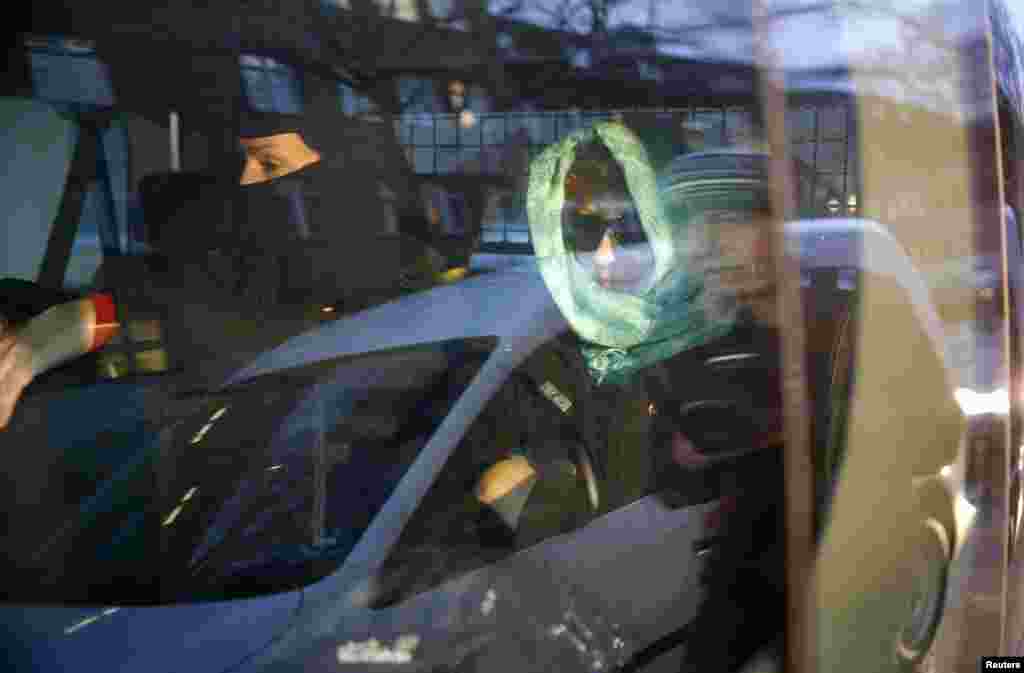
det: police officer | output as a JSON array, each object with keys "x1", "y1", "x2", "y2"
[{"x1": 0, "y1": 110, "x2": 446, "y2": 427}]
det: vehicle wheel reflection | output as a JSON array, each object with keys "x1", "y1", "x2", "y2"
[{"x1": 894, "y1": 518, "x2": 951, "y2": 669}]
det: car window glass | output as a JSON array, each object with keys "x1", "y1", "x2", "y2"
[
  {"x1": 5, "y1": 3, "x2": 1016, "y2": 673},
  {"x1": 0, "y1": 97, "x2": 77, "y2": 282},
  {"x1": 376, "y1": 315, "x2": 786, "y2": 607},
  {"x1": 1, "y1": 338, "x2": 494, "y2": 605},
  {"x1": 26, "y1": 35, "x2": 115, "y2": 108},
  {"x1": 64, "y1": 122, "x2": 133, "y2": 290}
]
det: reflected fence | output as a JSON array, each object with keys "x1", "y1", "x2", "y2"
[{"x1": 396, "y1": 104, "x2": 856, "y2": 249}]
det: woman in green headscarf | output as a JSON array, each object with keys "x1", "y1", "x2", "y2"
[
  {"x1": 527, "y1": 121, "x2": 738, "y2": 386},
  {"x1": 493, "y1": 119, "x2": 962, "y2": 673},
  {"x1": 475, "y1": 121, "x2": 782, "y2": 524},
  {"x1": 469, "y1": 120, "x2": 789, "y2": 672}
]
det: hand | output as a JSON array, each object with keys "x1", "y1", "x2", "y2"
[
  {"x1": 0, "y1": 320, "x2": 37, "y2": 429},
  {"x1": 671, "y1": 430, "x2": 712, "y2": 468},
  {"x1": 0, "y1": 299, "x2": 96, "y2": 429}
]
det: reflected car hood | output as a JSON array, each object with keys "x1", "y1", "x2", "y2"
[
  {"x1": 231, "y1": 218, "x2": 949, "y2": 387},
  {"x1": 228, "y1": 266, "x2": 568, "y2": 387}
]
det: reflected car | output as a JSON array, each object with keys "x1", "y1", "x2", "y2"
[{"x1": 0, "y1": 208, "x2": 965, "y2": 673}]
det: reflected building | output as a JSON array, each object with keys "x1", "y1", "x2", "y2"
[
  {"x1": 382, "y1": 17, "x2": 861, "y2": 249},
  {"x1": 17, "y1": 2, "x2": 863, "y2": 267}
]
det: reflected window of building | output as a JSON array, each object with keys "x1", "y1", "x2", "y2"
[
  {"x1": 464, "y1": 84, "x2": 493, "y2": 114},
  {"x1": 820, "y1": 105, "x2": 847, "y2": 140},
  {"x1": 692, "y1": 109, "x2": 727, "y2": 148},
  {"x1": 378, "y1": 181, "x2": 399, "y2": 235},
  {"x1": 429, "y1": 0, "x2": 454, "y2": 19},
  {"x1": 64, "y1": 180, "x2": 111, "y2": 290},
  {"x1": 391, "y1": 73, "x2": 854, "y2": 240},
  {"x1": 481, "y1": 188, "x2": 529, "y2": 245},
  {"x1": 338, "y1": 82, "x2": 378, "y2": 117},
  {"x1": 726, "y1": 107, "x2": 756, "y2": 145},
  {"x1": 397, "y1": 78, "x2": 493, "y2": 176},
  {"x1": 788, "y1": 106, "x2": 816, "y2": 142},
  {"x1": 399, "y1": 76, "x2": 444, "y2": 114},
  {"x1": 240, "y1": 55, "x2": 303, "y2": 114},
  {"x1": 399, "y1": 109, "x2": 437, "y2": 174},
  {"x1": 638, "y1": 61, "x2": 662, "y2": 82},
  {"x1": 22, "y1": 37, "x2": 132, "y2": 285},
  {"x1": 784, "y1": 103, "x2": 855, "y2": 215},
  {"x1": 25, "y1": 35, "x2": 115, "y2": 107},
  {"x1": 569, "y1": 46, "x2": 592, "y2": 69}
]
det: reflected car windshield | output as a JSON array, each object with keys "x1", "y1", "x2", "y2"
[{"x1": 2, "y1": 338, "x2": 495, "y2": 605}]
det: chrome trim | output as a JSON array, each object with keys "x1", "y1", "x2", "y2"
[{"x1": 705, "y1": 353, "x2": 759, "y2": 366}]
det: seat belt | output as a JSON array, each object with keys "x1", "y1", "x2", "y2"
[
  {"x1": 37, "y1": 118, "x2": 101, "y2": 289},
  {"x1": 526, "y1": 335, "x2": 611, "y2": 477}
]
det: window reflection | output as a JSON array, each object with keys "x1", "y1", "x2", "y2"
[
  {"x1": 26, "y1": 35, "x2": 115, "y2": 107},
  {"x1": 398, "y1": 76, "x2": 443, "y2": 114},
  {"x1": 240, "y1": 55, "x2": 303, "y2": 114},
  {"x1": 397, "y1": 97, "x2": 856, "y2": 246},
  {"x1": 339, "y1": 82, "x2": 378, "y2": 117},
  {"x1": 4, "y1": 4, "x2": 1004, "y2": 669}
]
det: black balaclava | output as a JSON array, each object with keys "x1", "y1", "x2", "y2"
[
  {"x1": 237, "y1": 110, "x2": 323, "y2": 245},
  {"x1": 238, "y1": 110, "x2": 305, "y2": 141},
  {"x1": 139, "y1": 171, "x2": 228, "y2": 256}
]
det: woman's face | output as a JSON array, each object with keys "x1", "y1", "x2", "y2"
[
  {"x1": 239, "y1": 132, "x2": 321, "y2": 185},
  {"x1": 567, "y1": 210, "x2": 657, "y2": 294},
  {"x1": 565, "y1": 154, "x2": 655, "y2": 294}
]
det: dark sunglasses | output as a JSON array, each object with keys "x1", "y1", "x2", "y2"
[{"x1": 565, "y1": 212, "x2": 648, "y2": 254}]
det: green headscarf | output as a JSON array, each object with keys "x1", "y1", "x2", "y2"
[{"x1": 526, "y1": 122, "x2": 736, "y2": 385}]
